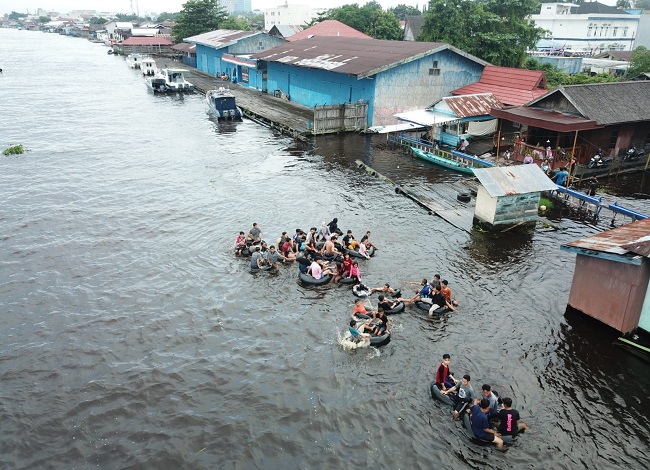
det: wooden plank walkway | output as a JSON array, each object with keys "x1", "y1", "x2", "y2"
[{"x1": 152, "y1": 58, "x2": 314, "y2": 140}]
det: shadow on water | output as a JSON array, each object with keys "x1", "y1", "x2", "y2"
[{"x1": 464, "y1": 227, "x2": 535, "y2": 268}]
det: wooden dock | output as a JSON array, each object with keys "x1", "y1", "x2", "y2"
[
  {"x1": 152, "y1": 58, "x2": 314, "y2": 140},
  {"x1": 355, "y1": 160, "x2": 477, "y2": 232}
]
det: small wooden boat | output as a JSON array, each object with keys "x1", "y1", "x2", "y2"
[{"x1": 411, "y1": 147, "x2": 492, "y2": 175}]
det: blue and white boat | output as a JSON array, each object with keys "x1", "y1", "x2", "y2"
[{"x1": 206, "y1": 87, "x2": 243, "y2": 121}]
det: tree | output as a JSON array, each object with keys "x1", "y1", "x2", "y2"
[
  {"x1": 326, "y1": 2, "x2": 402, "y2": 40},
  {"x1": 419, "y1": 0, "x2": 544, "y2": 67},
  {"x1": 389, "y1": 4, "x2": 422, "y2": 20},
  {"x1": 219, "y1": 16, "x2": 251, "y2": 31},
  {"x1": 116, "y1": 13, "x2": 139, "y2": 21},
  {"x1": 626, "y1": 46, "x2": 650, "y2": 77},
  {"x1": 524, "y1": 58, "x2": 621, "y2": 88},
  {"x1": 38, "y1": 16, "x2": 51, "y2": 23},
  {"x1": 156, "y1": 12, "x2": 181, "y2": 22},
  {"x1": 89, "y1": 17, "x2": 108, "y2": 24},
  {"x1": 172, "y1": 0, "x2": 227, "y2": 43},
  {"x1": 616, "y1": 0, "x2": 631, "y2": 9},
  {"x1": 8, "y1": 11, "x2": 28, "y2": 20}
]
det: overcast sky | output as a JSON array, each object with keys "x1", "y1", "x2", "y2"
[
  {"x1": 2, "y1": 0, "x2": 620, "y2": 17},
  {"x1": 2, "y1": 0, "x2": 428, "y2": 16}
]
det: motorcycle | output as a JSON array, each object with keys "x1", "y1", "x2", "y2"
[
  {"x1": 623, "y1": 146, "x2": 646, "y2": 162},
  {"x1": 587, "y1": 149, "x2": 612, "y2": 169}
]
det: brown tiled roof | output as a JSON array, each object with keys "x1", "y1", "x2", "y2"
[{"x1": 251, "y1": 36, "x2": 487, "y2": 78}]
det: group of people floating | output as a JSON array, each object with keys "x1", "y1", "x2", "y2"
[
  {"x1": 234, "y1": 220, "x2": 462, "y2": 346},
  {"x1": 433, "y1": 353, "x2": 528, "y2": 450},
  {"x1": 234, "y1": 219, "x2": 378, "y2": 281}
]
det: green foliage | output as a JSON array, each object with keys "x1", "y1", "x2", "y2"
[
  {"x1": 636, "y1": 0, "x2": 650, "y2": 10},
  {"x1": 172, "y1": 0, "x2": 227, "y2": 43},
  {"x1": 8, "y1": 11, "x2": 28, "y2": 20},
  {"x1": 3, "y1": 144, "x2": 27, "y2": 155},
  {"x1": 419, "y1": 0, "x2": 545, "y2": 67},
  {"x1": 524, "y1": 58, "x2": 621, "y2": 88},
  {"x1": 220, "y1": 16, "x2": 251, "y2": 31},
  {"x1": 626, "y1": 46, "x2": 650, "y2": 77},
  {"x1": 116, "y1": 13, "x2": 139, "y2": 21},
  {"x1": 89, "y1": 17, "x2": 108, "y2": 24},
  {"x1": 156, "y1": 12, "x2": 181, "y2": 22},
  {"x1": 389, "y1": 4, "x2": 422, "y2": 20},
  {"x1": 616, "y1": 0, "x2": 631, "y2": 8},
  {"x1": 38, "y1": 16, "x2": 51, "y2": 23},
  {"x1": 326, "y1": 2, "x2": 402, "y2": 40}
]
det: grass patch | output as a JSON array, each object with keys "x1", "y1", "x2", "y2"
[
  {"x1": 539, "y1": 197, "x2": 553, "y2": 210},
  {"x1": 3, "y1": 144, "x2": 28, "y2": 155}
]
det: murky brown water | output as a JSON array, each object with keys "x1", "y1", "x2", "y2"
[{"x1": 1, "y1": 29, "x2": 649, "y2": 469}]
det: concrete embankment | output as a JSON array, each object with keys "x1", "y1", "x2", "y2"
[{"x1": 152, "y1": 58, "x2": 314, "y2": 141}]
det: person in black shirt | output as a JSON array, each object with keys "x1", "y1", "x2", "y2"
[
  {"x1": 360, "y1": 231, "x2": 378, "y2": 250},
  {"x1": 377, "y1": 294, "x2": 399, "y2": 312},
  {"x1": 327, "y1": 218, "x2": 342, "y2": 236},
  {"x1": 497, "y1": 397, "x2": 528, "y2": 436},
  {"x1": 342, "y1": 230, "x2": 355, "y2": 248},
  {"x1": 428, "y1": 285, "x2": 451, "y2": 316}
]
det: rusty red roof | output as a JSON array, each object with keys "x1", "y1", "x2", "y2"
[
  {"x1": 251, "y1": 36, "x2": 487, "y2": 78},
  {"x1": 564, "y1": 219, "x2": 650, "y2": 257},
  {"x1": 287, "y1": 20, "x2": 372, "y2": 42},
  {"x1": 122, "y1": 36, "x2": 172, "y2": 46},
  {"x1": 442, "y1": 93, "x2": 502, "y2": 118},
  {"x1": 452, "y1": 65, "x2": 547, "y2": 106}
]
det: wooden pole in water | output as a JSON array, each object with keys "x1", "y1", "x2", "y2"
[
  {"x1": 567, "y1": 130, "x2": 578, "y2": 190},
  {"x1": 645, "y1": 152, "x2": 650, "y2": 172},
  {"x1": 495, "y1": 120, "x2": 503, "y2": 167}
]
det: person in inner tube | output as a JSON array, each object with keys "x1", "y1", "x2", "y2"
[
  {"x1": 469, "y1": 399, "x2": 505, "y2": 450},
  {"x1": 434, "y1": 354, "x2": 457, "y2": 391},
  {"x1": 376, "y1": 294, "x2": 399, "y2": 312},
  {"x1": 446, "y1": 374, "x2": 477, "y2": 421},
  {"x1": 349, "y1": 319, "x2": 371, "y2": 342},
  {"x1": 497, "y1": 397, "x2": 528, "y2": 436},
  {"x1": 397, "y1": 279, "x2": 431, "y2": 305},
  {"x1": 247, "y1": 222, "x2": 262, "y2": 244}
]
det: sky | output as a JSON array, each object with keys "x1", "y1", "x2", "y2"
[
  {"x1": 2, "y1": 0, "x2": 426, "y2": 16},
  {"x1": 2, "y1": 0, "x2": 621, "y2": 17}
]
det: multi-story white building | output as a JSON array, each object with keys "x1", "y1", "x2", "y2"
[
  {"x1": 220, "y1": 0, "x2": 252, "y2": 15},
  {"x1": 264, "y1": 2, "x2": 327, "y2": 30},
  {"x1": 531, "y1": 2, "x2": 640, "y2": 55}
]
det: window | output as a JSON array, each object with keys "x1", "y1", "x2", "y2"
[
  {"x1": 623, "y1": 26, "x2": 628, "y2": 37},
  {"x1": 613, "y1": 27, "x2": 618, "y2": 37},
  {"x1": 429, "y1": 68, "x2": 440, "y2": 76},
  {"x1": 587, "y1": 25, "x2": 593, "y2": 37},
  {"x1": 433, "y1": 60, "x2": 438, "y2": 68}
]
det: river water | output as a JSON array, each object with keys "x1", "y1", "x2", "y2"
[{"x1": 1, "y1": 29, "x2": 649, "y2": 469}]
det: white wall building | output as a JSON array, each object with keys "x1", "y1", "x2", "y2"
[
  {"x1": 264, "y1": 3, "x2": 327, "y2": 30},
  {"x1": 531, "y1": 2, "x2": 640, "y2": 55}
]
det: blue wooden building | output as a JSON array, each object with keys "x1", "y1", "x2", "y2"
[
  {"x1": 184, "y1": 30, "x2": 286, "y2": 87},
  {"x1": 249, "y1": 37, "x2": 488, "y2": 127}
]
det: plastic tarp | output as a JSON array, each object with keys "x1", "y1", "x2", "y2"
[
  {"x1": 367, "y1": 122, "x2": 425, "y2": 134},
  {"x1": 466, "y1": 119, "x2": 497, "y2": 137},
  {"x1": 394, "y1": 109, "x2": 460, "y2": 127}
]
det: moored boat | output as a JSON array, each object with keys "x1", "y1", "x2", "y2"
[
  {"x1": 156, "y1": 68, "x2": 194, "y2": 92},
  {"x1": 146, "y1": 76, "x2": 167, "y2": 94},
  {"x1": 206, "y1": 87, "x2": 243, "y2": 121},
  {"x1": 411, "y1": 147, "x2": 492, "y2": 175}
]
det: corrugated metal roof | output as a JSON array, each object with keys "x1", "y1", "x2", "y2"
[
  {"x1": 287, "y1": 20, "x2": 371, "y2": 42},
  {"x1": 395, "y1": 109, "x2": 460, "y2": 126},
  {"x1": 442, "y1": 93, "x2": 502, "y2": 118},
  {"x1": 185, "y1": 30, "x2": 259, "y2": 48},
  {"x1": 251, "y1": 36, "x2": 487, "y2": 78},
  {"x1": 172, "y1": 43, "x2": 195, "y2": 53},
  {"x1": 473, "y1": 164, "x2": 557, "y2": 197},
  {"x1": 122, "y1": 36, "x2": 172, "y2": 46},
  {"x1": 565, "y1": 219, "x2": 650, "y2": 256},
  {"x1": 269, "y1": 24, "x2": 303, "y2": 39}
]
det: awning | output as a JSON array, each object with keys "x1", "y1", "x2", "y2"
[
  {"x1": 394, "y1": 109, "x2": 460, "y2": 127},
  {"x1": 367, "y1": 122, "x2": 426, "y2": 134},
  {"x1": 490, "y1": 106, "x2": 602, "y2": 132},
  {"x1": 222, "y1": 53, "x2": 257, "y2": 68}
]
